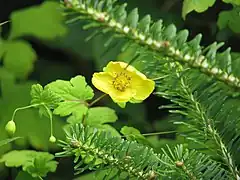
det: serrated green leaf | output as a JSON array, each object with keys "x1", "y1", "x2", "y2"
[
  {"x1": 3, "y1": 41, "x2": 36, "y2": 78},
  {"x1": 54, "y1": 101, "x2": 88, "y2": 119},
  {"x1": 30, "y1": 84, "x2": 61, "y2": 118},
  {"x1": 0, "y1": 150, "x2": 57, "y2": 178},
  {"x1": 47, "y1": 76, "x2": 94, "y2": 120},
  {"x1": 182, "y1": 0, "x2": 216, "y2": 20},
  {"x1": 0, "y1": 150, "x2": 36, "y2": 167},
  {"x1": 94, "y1": 124, "x2": 120, "y2": 137},
  {"x1": 9, "y1": 1, "x2": 67, "y2": 39},
  {"x1": 223, "y1": 0, "x2": 240, "y2": 5},
  {"x1": 0, "y1": 137, "x2": 22, "y2": 147},
  {"x1": 23, "y1": 154, "x2": 58, "y2": 177},
  {"x1": 120, "y1": 126, "x2": 151, "y2": 146},
  {"x1": 217, "y1": 7, "x2": 240, "y2": 33},
  {"x1": 85, "y1": 107, "x2": 118, "y2": 125},
  {"x1": 47, "y1": 76, "x2": 94, "y2": 101}
]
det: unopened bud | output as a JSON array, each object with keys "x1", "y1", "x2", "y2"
[
  {"x1": 49, "y1": 135, "x2": 56, "y2": 143},
  {"x1": 5, "y1": 120, "x2": 16, "y2": 135}
]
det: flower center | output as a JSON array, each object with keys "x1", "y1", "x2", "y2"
[{"x1": 112, "y1": 72, "x2": 131, "y2": 92}]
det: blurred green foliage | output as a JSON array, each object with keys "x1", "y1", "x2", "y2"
[{"x1": 0, "y1": 0, "x2": 239, "y2": 179}]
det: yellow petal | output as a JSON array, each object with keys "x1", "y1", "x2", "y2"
[
  {"x1": 116, "y1": 102, "x2": 126, "y2": 108},
  {"x1": 92, "y1": 72, "x2": 134, "y2": 102},
  {"x1": 108, "y1": 87, "x2": 133, "y2": 102},
  {"x1": 104, "y1": 61, "x2": 124, "y2": 75},
  {"x1": 92, "y1": 72, "x2": 113, "y2": 94},
  {"x1": 131, "y1": 75, "x2": 155, "y2": 101}
]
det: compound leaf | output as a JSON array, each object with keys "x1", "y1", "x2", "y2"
[
  {"x1": 46, "y1": 76, "x2": 94, "y2": 120},
  {"x1": 0, "y1": 150, "x2": 57, "y2": 178},
  {"x1": 30, "y1": 84, "x2": 61, "y2": 118}
]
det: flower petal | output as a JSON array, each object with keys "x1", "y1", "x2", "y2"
[
  {"x1": 104, "y1": 61, "x2": 125, "y2": 75},
  {"x1": 104, "y1": 61, "x2": 148, "y2": 78},
  {"x1": 92, "y1": 72, "x2": 113, "y2": 94},
  {"x1": 109, "y1": 87, "x2": 133, "y2": 102},
  {"x1": 131, "y1": 76, "x2": 155, "y2": 101}
]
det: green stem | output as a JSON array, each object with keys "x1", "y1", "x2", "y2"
[
  {"x1": 0, "y1": 20, "x2": 9, "y2": 26},
  {"x1": 142, "y1": 130, "x2": 176, "y2": 136},
  {"x1": 11, "y1": 104, "x2": 42, "y2": 121},
  {"x1": 38, "y1": 176, "x2": 43, "y2": 180},
  {"x1": 89, "y1": 94, "x2": 107, "y2": 107},
  {"x1": 43, "y1": 104, "x2": 54, "y2": 136},
  {"x1": 151, "y1": 75, "x2": 169, "y2": 81}
]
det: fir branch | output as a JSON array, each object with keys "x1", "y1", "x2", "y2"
[
  {"x1": 154, "y1": 62, "x2": 240, "y2": 179},
  {"x1": 62, "y1": 0, "x2": 240, "y2": 90},
  {"x1": 56, "y1": 123, "x2": 230, "y2": 179},
  {"x1": 178, "y1": 73, "x2": 239, "y2": 180}
]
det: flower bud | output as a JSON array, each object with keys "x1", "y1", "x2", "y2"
[
  {"x1": 49, "y1": 135, "x2": 56, "y2": 143},
  {"x1": 5, "y1": 120, "x2": 16, "y2": 135}
]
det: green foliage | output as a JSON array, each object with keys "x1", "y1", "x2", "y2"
[
  {"x1": 0, "y1": 150, "x2": 57, "y2": 178},
  {"x1": 84, "y1": 107, "x2": 117, "y2": 125},
  {"x1": 47, "y1": 75, "x2": 94, "y2": 120},
  {"x1": 2, "y1": 41, "x2": 36, "y2": 78},
  {"x1": 63, "y1": 0, "x2": 240, "y2": 90},
  {"x1": 0, "y1": 137, "x2": 22, "y2": 147},
  {"x1": 182, "y1": 0, "x2": 216, "y2": 19},
  {"x1": 0, "y1": 1, "x2": 67, "y2": 79},
  {"x1": 30, "y1": 84, "x2": 61, "y2": 118},
  {"x1": 15, "y1": 171, "x2": 38, "y2": 180},
  {"x1": 0, "y1": 79, "x2": 65, "y2": 153},
  {"x1": 59, "y1": 0, "x2": 240, "y2": 179},
  {"x1": 120, "y1": 126, "x2": 150, "y2": 146},
  {"x1": 9, "y1": 1, "x2": 67, "y2": 39},
  {"x1": 2, "y1": 0, "x2": 240, "y2": 179},
  {"x1": 181, "y1": 0, "x2": 240, "y2": 20},
  {"x1": 57, "y1": 123, "x2": 230, "y2": 179},
  {"x1": 218, "y1": 7, "x2": 240, "y2": 33},
  {"x1": 30, "y1": 75, "x2": 120, "y2": 137},
  {"x1": 223, "y1": 0, "x2": 240, "y2": 5}
]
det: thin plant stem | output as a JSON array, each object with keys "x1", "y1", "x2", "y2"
[
  {"x1": 142, "y1": 131, "x2": 176, "y2": 136},
  {"x1": 89, "y1": 94, "x2": 107, "y2": 107},
  {"x1": 11, "y1": 104, "x2": 42, "y2": 121},
  {"x1": 0, "y1": 20, "x2": 9, "y2": 26},
  {"x1": 151, "y1": 75, "x2": 169, "y2": 81},
  {"x1": 120, "y1": 131, "x2": 176, "y2": 138}
]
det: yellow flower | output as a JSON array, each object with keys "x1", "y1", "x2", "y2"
[{"x1": 92, "y1": 61, "x2": 155, "y2": 107}]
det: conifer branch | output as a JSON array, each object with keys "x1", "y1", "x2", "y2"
[
  {"x1": 62, "y1": 0, "x2": 240, "y2": 90},
  {"x1": 56, "y1": 123, "x2": 230, "y2": 179},
  {"x1": 155, "y1": 63, "x2": 239, "y2": 179}
]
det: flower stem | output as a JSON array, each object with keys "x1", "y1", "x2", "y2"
[
  {"x1": 141, "y1": 130, "x2": 176, "y2": 136},
  {"x1": 0, "y1": 20, "x2": 9, "y2": 26},
  {"x1": 89, "y1": 94, "x2": 107, "y2": 107},
  {"x1": 151, "y1": 75, "x2": 169, "y2": 81},
  {"x1": 11, "y1": 104, "x2": 42, "y2": 121}
]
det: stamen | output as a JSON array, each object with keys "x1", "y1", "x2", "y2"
[{"x1": 112, "y1": 72, "x2": 131, "y2": 91}]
